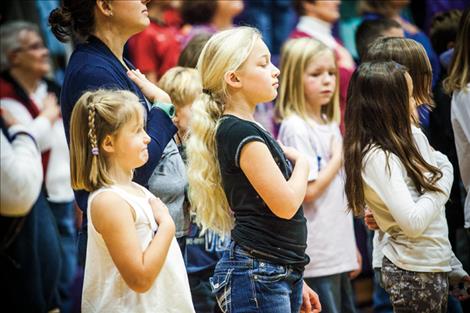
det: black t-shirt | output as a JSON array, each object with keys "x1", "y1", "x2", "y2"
[{"x1": 216, "y1": 115, "x2": 309, "y2": 269}]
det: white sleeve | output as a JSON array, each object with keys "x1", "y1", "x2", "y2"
[
  {"x1": 448, "y1": 252, "x2": 468, "y2": 285},
  {"x1": 363, "y1": 149, "x2": 441, "y2": 238},
  {"x1": 279, "y1": 121, "x2": 318, "y2": 181},
  {"x1": 0, "y1": 127, "x2": 43, "y2": 217},
  {"x1": 0, "y1": 98, "x2": 52, "y2": 151},
  {"x1": 451, "y1": 90, "x2": 470, "y2": 190},
  {"x1": 432, "y1": 150, "x2": 453, "y2": 199}
]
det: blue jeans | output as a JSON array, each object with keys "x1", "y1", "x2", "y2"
[
  {"x1": 49, "y1": 200, "x2": 77, "y2": 313},
  {"x1": 210, "y1": 242, "x2": 304, "y2": 313},
  {"x1": 304, "y1": 273, "x2": 357, "y2": 313}
]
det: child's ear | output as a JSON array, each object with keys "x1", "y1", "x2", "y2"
[
  {"x1": 101, "y1": 134, "x2": 115, "y2": 153},
  {"x1": 224, "y1": 71, "x2": 242, "y2": 89}
]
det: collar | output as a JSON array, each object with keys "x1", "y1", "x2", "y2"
[{"x1": 297, "y1": 16, "x2": 337, "y2": 49}]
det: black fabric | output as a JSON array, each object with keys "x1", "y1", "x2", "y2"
[
  {"x1": 0, "y1": 191, "x2": 61, "y2": 312},
  {"x1": 216, "y1": 115, "x2": 309, "y2": 270}
]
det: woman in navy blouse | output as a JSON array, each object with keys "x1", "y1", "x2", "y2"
[{"x1": 49, "y1": 0, "x2": 177, "y2": 265}]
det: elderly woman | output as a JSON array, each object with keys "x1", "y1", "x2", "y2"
[
  {"x1": 49, "y1": 0, "x2": 190, "y2": 267},
  {"x1": 0, "y1": 20, "x2": 77, "y2": 312}
]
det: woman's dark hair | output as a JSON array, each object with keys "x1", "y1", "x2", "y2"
[
  {"x1": 364, "y1": 37, "x2": 433, "y2": 107},
  {"x1": 344, "y1": 61, "x2": 443, "y2": 216},
  {"x1": 181, "y1": 0, "x2": 217, "y2": 26},
  {"x1": 48, "y1": 0, "x2": 97, "y2": 42}
]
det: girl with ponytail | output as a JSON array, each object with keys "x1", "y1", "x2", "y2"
[
  {"x1": 69, "y1": 89, "x2": 194, "y2": 312},
  {"x1": 186, "y1": 26, "x2": 321, "y2": 313}
]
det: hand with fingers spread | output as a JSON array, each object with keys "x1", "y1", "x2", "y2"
[
  {"x1": 127, "y1": 69, "x2": 171, "y2": 103},
  {"x1": 278, "y1": 141, "x2": 305, "y2": 165},
  {"x1": 40, "y1": 93, "x2": 61, "y2": 124},
  {"x1": 149, "y1": 197, "x2": 175, "y2": 233}
]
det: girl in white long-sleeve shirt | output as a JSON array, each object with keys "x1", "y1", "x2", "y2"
[{"x1": 344, "y1": 61, "x2": 469, "y2": 313}]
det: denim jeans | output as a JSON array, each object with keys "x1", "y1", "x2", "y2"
[
  {"x1": 304, "y1": 272, "x2": 357, "y2": 313},
  {"x1": 49, "y1": 201, "x2": 77, "y2": 313},
  {"x1": 210, "y1": 241, "x2": 304, "y2": 313}
]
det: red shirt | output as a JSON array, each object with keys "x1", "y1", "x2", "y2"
[{"x1": 128, "y1": 20, "x2": 182, "y2": 80}]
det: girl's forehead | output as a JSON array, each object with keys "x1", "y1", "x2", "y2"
[{"x1": 306, "y1": 51, "x2": 335, "y2": 68}]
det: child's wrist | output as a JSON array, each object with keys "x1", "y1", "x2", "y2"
[{"x1": 151, "y1": 101, "x2": 175, "y2": 119}]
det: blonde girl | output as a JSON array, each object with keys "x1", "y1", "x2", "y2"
[
  {"x1": 187, "y1": 26, "x2": 321, "y2": 313},
  {"x1": 69, "y1": 89, "x2": 194, "y2": 312},
  {"x1": 276, "y1": 38, "x2": 360, "y2": 313}
]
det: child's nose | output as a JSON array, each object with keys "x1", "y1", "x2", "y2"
[
  {"x1": 272, "y1": 64, "x2": 280, "y2": 77},
  {"x1": 143, "y1": 132, "x2": 151, "y2": 144}
]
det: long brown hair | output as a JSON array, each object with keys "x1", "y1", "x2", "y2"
[
  {"x1": 344, "y1": 61, "x2": 443, "y2": 216},
  {"x1": 443, "y1": 8, "x2": 470, "y2": 93},
  {"x1": 364, "y1": 37, "x2": 433, "y2": 107}
]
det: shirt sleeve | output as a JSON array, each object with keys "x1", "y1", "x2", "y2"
[
  {"x1": 0, "y1": 98, "x2": 52, "y2": 151},
  {"x1": 219, "y1": 120, "x2": 266, "y2": 168},
  {"x1": 0, "y1": 127, "x2": 43, "y2": 216},
  {"x1": 363, "y1": 149, "x2": 442, "y2": 238},
  {"x1": 279, "y1": 120, "x2": 318, "y2": 181}
]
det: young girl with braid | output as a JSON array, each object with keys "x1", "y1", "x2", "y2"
[
  {"x1": 69, "y1": 89, "x2": 194, "y2": 312},
  {"x1": 186, "y1": 26, "x2": 321, "y2": 313}
]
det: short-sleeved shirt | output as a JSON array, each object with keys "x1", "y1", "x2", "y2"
[
  {"x1": 216, "y1": 115, "x2": 309, "y2": 269},
  {"x1": 278, "y1": 114, "x2": 358, "y2": 277}
]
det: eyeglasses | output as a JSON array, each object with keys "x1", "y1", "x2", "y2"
[{"x1": 13, "y1": 42, "x2": 47, "y2": 53}]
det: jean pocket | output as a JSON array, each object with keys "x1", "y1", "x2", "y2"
[
  {"x1": 210, "y1": 269, "x2": 233, "y2": 313},
  {"x1": 252, "y1": 261, "x2": 289, "y2": 283}
]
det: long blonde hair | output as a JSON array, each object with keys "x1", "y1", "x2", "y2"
[
  {"x1": 276, "y1": 38, "x2": 340, "y2": 123},
  {"x1": 70, "y1": 89, "x2": 143, "y2": 192},
  {"x1": 186, "y1": 26, "x2": 260, "y2": 235}
]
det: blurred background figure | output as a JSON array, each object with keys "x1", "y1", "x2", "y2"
[
  {"x1": 180, "y1": 0, "x2": 243, "y2": 47},
  {"x1": 128, "y1": 0, "x2": 183, "y2": 84},
  {"x1": 291, "y1": 0, "x2": 356, "y2": 134},
  {"x1": 0, "y1": 20, "x2": 76, "y2": 313},
  {"x1": 0, "y1": 102, "x2": 62, "y2": 311}
]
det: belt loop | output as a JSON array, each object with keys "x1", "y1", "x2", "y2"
[{"x1": 229, "y1": 240, "x2": 235, "y2": 260}]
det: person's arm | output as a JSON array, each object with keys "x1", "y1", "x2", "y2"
[
  {"x1": 0, "y1": 96, "x2": 59, "y2": 152},
  {"x1": 280, "y1": 125, "x2": 342, "y2": 203},
  {"x1": 91, "y1": 192, "x2": 175, "y2": 293},
  {"x1": 433, "y1": 150, "x2": 453, "y2": 199},
  {"x1": 240, "y1": 141, "x2": 309, "y2": 219},
  {"x1": 127, "y1": 69, "x2": 177, "y2": 185},
  {"x1": 0, "y1": 124, "x2": 43, "y2": 217},
  {"x1": 363, "y1": 149, "x2": 443, "y2": 238}
]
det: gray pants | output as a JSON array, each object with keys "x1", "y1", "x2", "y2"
[{"x1": 381, "y1": 257, "x2": 448, "y2": 313}]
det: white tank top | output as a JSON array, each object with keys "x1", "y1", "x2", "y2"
[{"x1": 82, "y1": 184, "x2": 194, "y2": 312}]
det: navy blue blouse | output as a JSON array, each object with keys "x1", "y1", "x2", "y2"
[{"x1": 61, "y1": 36, "x2": 177, "y2": 210}]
